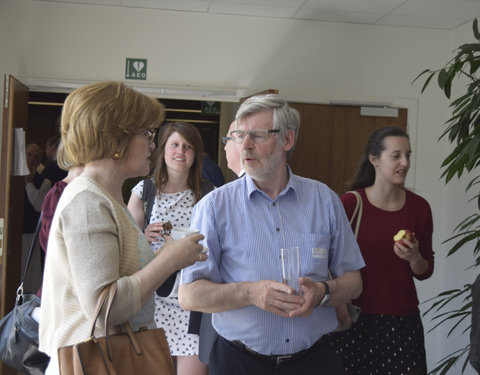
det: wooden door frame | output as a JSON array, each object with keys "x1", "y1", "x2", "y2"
[{"x1": 1, "y1": 75, "x2": 29, "y2": 375}]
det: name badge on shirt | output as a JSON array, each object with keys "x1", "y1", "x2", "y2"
[{"x1": 312, "y1": 248, "x2": 328, "y2": 259}]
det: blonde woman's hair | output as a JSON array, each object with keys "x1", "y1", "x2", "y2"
[
  {"x1": 56, "y1": 141, "x2": 73, "y2": 171},
  {"x1": 61, "y1": 81, "x2": 165, "y2": 166}
]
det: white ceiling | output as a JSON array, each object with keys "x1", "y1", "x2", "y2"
[{"x1": 34, "y1": 0, "x2": 480, "y2": 30}]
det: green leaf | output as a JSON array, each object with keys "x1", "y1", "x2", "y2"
[
  {"x1": 474, "y1": 18, "x2": 480, "y2": 40},
  {"x1": 468, "y1": 55, "x2": 480, "y2": 75},
  {"x1": 420, "y1": 72, "x2": 437, "y2": 93},
  {"x1": 447, "y1": 232, "x2": 479, "y2": 255},
  {"x1": 438, "y1": 69, "x2": 449, "y2": 89},
  {"x1": 466, "y1": 175, "x2": 480, "y2": 191},
  {"x1": 451, "y1": 94, "x2": 472, "y2": 115},
  {"x1": 427, "y1": 346, "x2": 470, "y2": 375},
  {"x1": 412, "y1": 68, "x2": 433, "y2": 84},
  {"x1": 452, "y1": 214, "x2": 480, "y2": 232},
  {"x1": 457, "y1": 43, "x2": 480, "y2": 53},
  {"x1": 444, "y1": 80, "x2": 452, "y2": 99}
]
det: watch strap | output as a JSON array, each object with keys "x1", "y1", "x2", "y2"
[{"x1": 318, "y1": 281, "x2": 330, "y2": 307}]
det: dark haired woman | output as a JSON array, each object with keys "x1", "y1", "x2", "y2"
[
  {"x1": 333, "y1": 126, "x2": 434, "y2": 375},
  {"x1": 128, "y1": 122, "x2": 212, "y2": 375}
]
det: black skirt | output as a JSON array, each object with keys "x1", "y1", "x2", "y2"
[{"x1": 330, "y1": 313, "x2": 427, "y2": 375}]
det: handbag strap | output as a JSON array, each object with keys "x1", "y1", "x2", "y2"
[
  {"x1": 16, "y1": 214, "x2": 42, "y2": 302},
  {"x1": 88, "y1": 282, "x2": 144, "y2": 362},
  {"x1": 88, "y1": 285, "x2": 113, "y2": 337},
  {"x1": 103, "y1": 283, "x2": 143, "y2": 360},
  {"x1": 347, "y1": 191, "x2": 362, "y2": 239},
  {"x1": 142, "y1": 177, "x2": 156, "y2": 230}
]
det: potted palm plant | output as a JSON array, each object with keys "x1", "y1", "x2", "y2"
[{"x1": 414, "y1": 19, "x2": 480, "y2": 375}]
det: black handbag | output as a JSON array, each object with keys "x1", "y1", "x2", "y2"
[{"x1": 0, "y1": 216, "x2": 50, "y2": 374}]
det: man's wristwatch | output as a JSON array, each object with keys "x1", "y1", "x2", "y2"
[{"x1": 318, "y1": 281, "x2": 331, "y2": 307}]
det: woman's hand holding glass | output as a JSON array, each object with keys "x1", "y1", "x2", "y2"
[{"x1": 160, "y1": 233, "x2": 207, "y2": 270}]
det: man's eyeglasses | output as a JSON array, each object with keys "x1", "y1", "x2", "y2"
[
  {"x1": 229, "y1": 129, "x2": 280, "y2": 144},
  {"x1": 143, "y1": 129, "x2": 156, "y2": 143},
  {"x1": 222, "y1": 136, "x2": 232, "y2": 145}
]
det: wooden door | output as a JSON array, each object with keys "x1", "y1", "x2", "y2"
[
  {"x1": 288, "y1": 103, "x2": 407, "y2": 195},
  {"x1": 0, "y1": 75, "x2": 28, "y2": 375}
]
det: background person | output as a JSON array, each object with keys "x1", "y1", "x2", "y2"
[
  {"x1": 39, "y1": 81, "x2": 206, "y2": 375},
  {"x1": 22, "y1": 143, "x2": 45, "y2": 278},
  {"x1": 23, "y1": 143, "x2": 44, "y2": 225},
  {"x1": 25, "y1": 143, "x2": 45, "y2": 176},
  {"x1": 44, "y1": 134, "x2": 60, "y2": 166},
  {"x1": 332, "y1": 126, "x2": 434, "y2": 375},
  {"x1": 223, "y1": 120, "x2": 244, "y2": 177},
  {"x1": 179, "y1": 94, "x2": 365, "y2": 375},
  {"x1": 202, "y1": 151, "x2": 225, "y2": 187},
  {"x1": 38, "y1": 142, "x2": 83, "y2": 254},
  {"x1": 36, "y1": 143, "x2": 83, "y2": 297},
  {"x1": 25, "y1": 134, "x2": 68, "y2": 213},
  {"x1": 127, "y1": 121, "x2": 212, "y2": 375}
]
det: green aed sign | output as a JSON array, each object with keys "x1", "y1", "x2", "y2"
[
  {"x1": 201, "y1": 101, "x2": 221, "y2": 115},
  {"x1": 125, "y1": 58, "x2": 147, "y2": 80}
]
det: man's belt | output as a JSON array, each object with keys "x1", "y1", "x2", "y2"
[{"x1": 229, "y1": 335, "x2": 327, "y2": 367}]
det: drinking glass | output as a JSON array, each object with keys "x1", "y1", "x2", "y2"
[
  {"x1": 170, "y1": 227, "x2": 208, "y2": 253},
  {"x1": 170, "y1": 227, "x2": 199, "y2": 240},
  {"x1": 281, "y1": 246, "x2": 301, "y2": 295}
]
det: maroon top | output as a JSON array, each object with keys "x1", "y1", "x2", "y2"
[
  {"x1": 341, "y1": 188, "x2": 434, "y2": 315},
  {"x1": 39, "y1": 180, "x2": 67, "y2": 252}
]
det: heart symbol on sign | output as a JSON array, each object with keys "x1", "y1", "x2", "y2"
[{"x1": 133, "y1": 61, "x2": 144, "y2": 72}]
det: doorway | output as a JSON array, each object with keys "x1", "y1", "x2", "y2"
[
  {"x1": 27, "y1": 92, "x2": 222, "y2": 164},
  {"x1": 289, "y1": 102, "x2": 408, "y2": 195}
]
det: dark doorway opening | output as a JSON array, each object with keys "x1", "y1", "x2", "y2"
[{"x1": 27, "y1": 92, "x2": 221, "y2": 163}]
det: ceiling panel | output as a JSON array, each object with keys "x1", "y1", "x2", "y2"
[
  {"x1": 377, "y1": 14, "x2": 466, "y2": 29},
  {"x1": 212, "y1": 0, "x2": 305, "y2": 6},
  {"x1": 293, "y1": 9, "x2": 383, "y2": 24},
  {"x1": 121, "y1": 0, "x2": 209, "y2": 12},
  {"x1": 32, "y1": 0, "x2": 480, "y2": 30},
  {"x1": 303, "y1": 0, "x2": 406, "y2": 14},
  {"x1": 209, "y1": 2, "x2": 297, "y2": 18},
  {"x1": 390, "y1": 0, "x2": 480, "y2": 19}
]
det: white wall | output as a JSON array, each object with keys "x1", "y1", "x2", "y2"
[{"x1": 1, "y1": 0, "x2": 478, "y2": 372}]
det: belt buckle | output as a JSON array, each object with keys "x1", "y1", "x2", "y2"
[{"x1": 275, "y1": 354, "x2": 293, "y2": 366}]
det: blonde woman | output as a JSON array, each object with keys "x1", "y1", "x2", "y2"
[{"x1": 39, "y1": 82, "x2": 206, "y2": 374}]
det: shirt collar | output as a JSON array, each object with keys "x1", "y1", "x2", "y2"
[{"x1": 245, "y1": 165, "x2": 299, "y2": 202}]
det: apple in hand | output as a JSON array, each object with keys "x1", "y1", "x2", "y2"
[{"x1": 393, "y1": 229, "x2": 413, "y2": 246}]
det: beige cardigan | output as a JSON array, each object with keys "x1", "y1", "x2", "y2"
[{"x1": 39, "y1": 175, "x2": 155, "y2": 359}]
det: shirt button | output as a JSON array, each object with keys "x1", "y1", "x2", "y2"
[
  {"x1": 285, "y1": 338, "x2": 290, "y2": 343},
  {"x1": 273, "y1": 202, "x2": 276, "y2": 206},
  {"x1": 276, "y1": 228, "x2": 280, "y2": 232}
]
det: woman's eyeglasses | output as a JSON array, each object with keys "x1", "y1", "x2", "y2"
[{"x1": 143, "y1": 129, "x2": 156, "y2": 143}]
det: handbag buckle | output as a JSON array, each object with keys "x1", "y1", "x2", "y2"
[
  {"x1": 83, "y1": 336, "x2": 95, "y2": 344},
  {"x1": 15, "y1": 283, "x2": 24, "y2": 305}
]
